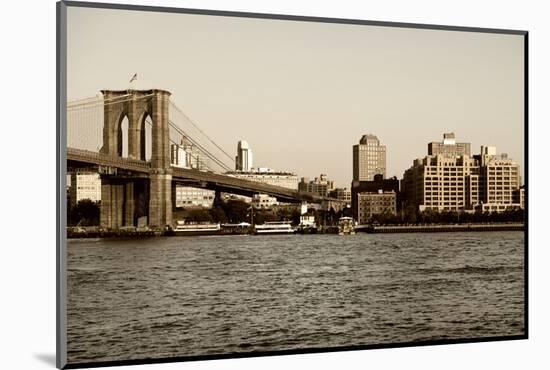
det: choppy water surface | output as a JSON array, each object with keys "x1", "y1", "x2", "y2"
[{"x1": 67, "y1": 232, "x2": 524, "y2": 363}]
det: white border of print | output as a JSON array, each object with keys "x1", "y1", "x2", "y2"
[{"x1": 2, "y1": 0, "x2": 548, "y2": 370}]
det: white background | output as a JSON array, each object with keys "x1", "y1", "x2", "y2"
[{"x1": 1, "y1": 0, "x2": 548, "y2": 369}]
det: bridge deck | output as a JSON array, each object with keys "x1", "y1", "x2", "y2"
[
  {"x1": 67, "y1": 148, "x2": 151, "y2": 172},
  {"x1": 67, "y1": 148, "x2": 344, "y2": 203}
]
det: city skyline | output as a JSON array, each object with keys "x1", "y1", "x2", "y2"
[
  {"x1": 231, "y1": 132, "x2": 524, "y2": 189},
  {"x1": 67, "y1": 7, "x2": 524, "y2": 188}
]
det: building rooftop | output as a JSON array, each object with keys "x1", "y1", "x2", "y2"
[
  {"x1": 237, "y1": 140, "x2": 250, "y2": 150},
  {"x1": 225, "y1": 170, "x2": 297, "y2": 176},
  {"x1": 359, "y1": 134, "x2": 380, "y2": 145}
]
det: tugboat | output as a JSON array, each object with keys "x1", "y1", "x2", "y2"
[{"x1": 338, "y1": 217, "x2": 356, "y2": 235}]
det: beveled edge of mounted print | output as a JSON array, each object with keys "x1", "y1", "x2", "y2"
[{"x1": 57, "y1": 1, "x2": 528, "y2": 369}]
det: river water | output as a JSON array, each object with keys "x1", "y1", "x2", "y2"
[{"x1": 67, "y1": 232, "x2": 524, "y2": 364}]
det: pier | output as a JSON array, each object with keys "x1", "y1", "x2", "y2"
[
  {"x1": 67, "y1": 222, "x2": 525, "y2": 238},
  {"x1": 357, "y1": 223, "x2": 525, "y2": 233}
]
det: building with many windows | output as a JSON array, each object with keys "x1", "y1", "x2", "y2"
[
  {"x1": 174, "y1": 186, "x2": 215, "y2": 208},
  {"x1": 402, "y1": 154, "x2": 479, "y2": 212},
  {"x1": 251, "y1": 194, "x2": 278, "y2": 209},
  {"x1": 329, "y1": 187, "x2": 352, "y2": 205},
  {"x1": 229, "y1": 146, "x2": 297, "y2": 206},
  {"x1": 513, "y1": 187, "x2": 525, "y2": 210},
  {"x1": 352, "y1": 134, "x2": 386, "y2": 181},
  {"x1": 402, "y1": 135, "x2": 522, "y2": 213},
  {"x1": 477, "y1": 150, "x2": 522, "y2": 212},
  {"x1": 226, "y1": 168, "x2": 299, "y2": 190},
  {"x1": 69, "y1": 172, "x2": 101, "y2": 206},
  {"x1": 357, "y1": 190, "x2": 397, "y2": 225},
  {"x1": 351, "y1": 174, "x2": 400, "y2": 219},
  {"x1": 428, "y1": 132, "x2": 471, "y2": 157},
  {"x1": 299, "y1": 174, "x2": 334, "y2": 197}
]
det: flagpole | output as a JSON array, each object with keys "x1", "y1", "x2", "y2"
[{"x1": 129, "y1": 73, "x2": 137, "y2": 90}]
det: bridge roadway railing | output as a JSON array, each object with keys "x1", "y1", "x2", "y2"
[{"x1": 67, "y1": 147, "x2": 151, "y2": 173}]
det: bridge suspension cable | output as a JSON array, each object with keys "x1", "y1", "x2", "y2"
[
  {"x1": 143, "y1": 117, "x2": 216, "y2": 172},
  {"x1": 67, "y1": 94, "x2": 131, "y2": 108},
  {"x1": 142, "y1": 116, "x2": 231, "y2": 172},
  {"x1": 169, "y1": 101, "x2": 236, "y2": 165},
  {"x1": 67, "y1": 93, "x2": 235, "y2": 174},
  {"x1": 67, "y1": 94, "x2": 155, "y2": 111},
  {"x1": 167, "y1": 119, "x2": 232, "y2": 172}
]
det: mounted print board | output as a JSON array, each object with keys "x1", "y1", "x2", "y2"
[{"x1": 57, "y1": 1, "x2": 528, "y2": 368}]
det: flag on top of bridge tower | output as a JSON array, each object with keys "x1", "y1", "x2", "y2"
[{"x1": 129, "y1": 73, "x2": 137, "y2": 90}]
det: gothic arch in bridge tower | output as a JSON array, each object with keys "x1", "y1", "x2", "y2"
[
  {"x1": 118, "y1": 114, "x2": 129, "y2": 158},
  {"x1": 139, "y1": 112, "x2": 153, "y2": 161},
  {"x1": 99, "y1": 89, "x2": 173, "y2": 229},
  {"x1": 101, "y1": 90, "x2": 167, "y2": 162}
]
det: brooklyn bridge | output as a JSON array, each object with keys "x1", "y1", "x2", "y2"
[{"x1": 67, "y1": 89, "x2": 342, "y2": 229}]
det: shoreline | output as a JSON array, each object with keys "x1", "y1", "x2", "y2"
[
  {"x1": 359, "y1": 223, "x2": 525, "y2": 234},
  {"x1": 67, "y1": 223, "x2": 525, "y2": 239}
]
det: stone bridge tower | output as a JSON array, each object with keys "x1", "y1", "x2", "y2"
[{"x1": 99, "y1": 89, "x2": 172, "y2": 229}]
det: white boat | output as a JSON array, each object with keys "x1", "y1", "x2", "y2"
[
  {"x1": 338, "y1": 217, "x2": 356, "y2": 235},
  {"x1": 254, "y1": 221, "x2": 295, "y2": 234},
  {"x1": 220, "y1": 222, "x2": 252, "y2": 235},
  {"x1": 296, "y1": 215, "x2": 318, "y2": 234},
  {"x1": 173, "y1": 221, "x2": 221, "y2": 236}
]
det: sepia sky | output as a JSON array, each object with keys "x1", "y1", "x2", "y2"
[{"x1": 67, "y1": 6, "x2": 525, "y2": 187}]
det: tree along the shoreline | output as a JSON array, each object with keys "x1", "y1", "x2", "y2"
[
  {"x1": 370, "y1": 208, "x2": 525, "y2": 225},
  {"x1": 175, "y1": 199, "x2": 303, "y2": 225},
  {"x1": 68, "y1": 198, "x2": 525, "y2": 227},
  {"x1": 68, "y1": 199, "x2": 100, "y2": 226}
]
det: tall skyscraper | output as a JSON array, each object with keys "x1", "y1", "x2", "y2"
[
  {"x1": 353, "y1": 134, "x2": 386, "y2": 181},
  {"x1": 235, "y1": 140, "x2": 253, "y2": 171}
]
